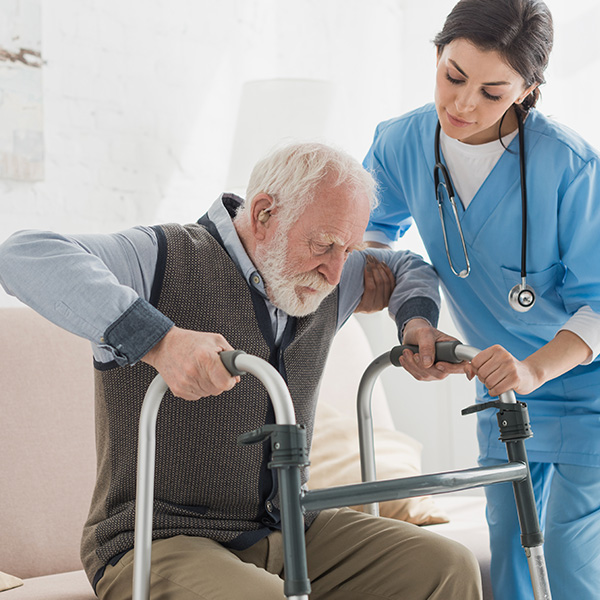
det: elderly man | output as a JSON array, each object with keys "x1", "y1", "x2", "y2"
[{"x1": 0, "y1": 142, "x2": 481, "y2": 600}]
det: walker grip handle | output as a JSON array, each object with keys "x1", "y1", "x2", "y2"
[
  {"x1": 390, "y1": 340, "x2": 463, "y2": 367},
  {"x1": 220, "y1": 350, "x2": 247, "y2": 377}
]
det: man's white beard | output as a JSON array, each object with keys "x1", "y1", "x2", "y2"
[{"x1": 255, "y1": 233, "x2": 335, "y2": 317}]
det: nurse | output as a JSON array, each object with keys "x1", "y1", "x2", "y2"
[{"x1": 363, "y1": 0, "x2": 600, "y2": 599}]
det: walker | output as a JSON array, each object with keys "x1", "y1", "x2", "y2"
[{"x1": 132, "y1": 341, "x2": 552, "y2": 600}]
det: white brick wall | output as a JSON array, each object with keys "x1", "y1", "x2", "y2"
[{"x1": 0, "y1": 0, "x2": 403, "y2": 245}]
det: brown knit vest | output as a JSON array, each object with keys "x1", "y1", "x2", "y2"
[{"x1": 81, "y1": 223, "x2": 338, "y2": 586}]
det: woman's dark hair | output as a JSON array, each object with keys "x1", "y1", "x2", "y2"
[{"x1": 433, "y1": 0, "x2": 553, "y2": 113}]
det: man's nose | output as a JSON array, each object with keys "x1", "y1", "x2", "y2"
[{"x1": 318, "y1": 251, "x2": 346, "y2": 286}]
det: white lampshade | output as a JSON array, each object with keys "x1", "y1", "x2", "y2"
[{"x1": 226, "y1": 78, "x2": 333, "y2": 194}]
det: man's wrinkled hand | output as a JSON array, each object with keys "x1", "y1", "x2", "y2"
[
  {"x1": 142, "y1": 326, "x2": 240, "y2": 400},
  {"x1": 399, "y1": 318, "x2": 470, "y2": 381}
]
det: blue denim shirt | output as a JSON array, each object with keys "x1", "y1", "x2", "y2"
[{"x1": 0, "y1": 195, "x2": 440, "y2": 366}]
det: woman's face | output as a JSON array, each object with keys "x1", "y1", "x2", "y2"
[{"x1": 435, "y1": 38, "x2": 535, "y2": 145}]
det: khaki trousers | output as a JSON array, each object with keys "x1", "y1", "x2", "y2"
[{"x1": 96, "y1": 507, "x2": 482, "y2": 600}]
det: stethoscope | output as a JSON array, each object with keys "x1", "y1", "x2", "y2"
[{"x1": 433, "y1": 109, "x2": 536, "y2": 312}]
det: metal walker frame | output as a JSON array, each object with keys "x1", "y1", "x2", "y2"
[{"x1": 132, "y1": 341, "x2": 552, "y2": 600}]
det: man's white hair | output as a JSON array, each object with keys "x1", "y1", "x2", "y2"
[{"x1": 235, "y1": 141, "x2": 378, "y2": 232}]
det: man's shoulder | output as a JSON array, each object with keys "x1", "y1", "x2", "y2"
[
  {"x1": 155, "y1": 222, "x2": 228, "y2": 268},
  {"x1": 157, "y1": 222, "x2": 214, "y2": 240}
]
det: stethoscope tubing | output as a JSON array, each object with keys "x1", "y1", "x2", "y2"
[
  {"x1": 517, "y1": 111, "x2": 528, "y2": 280},
  {"x1": 433, "y1": 110, "x2": 535, "y2": 311}
]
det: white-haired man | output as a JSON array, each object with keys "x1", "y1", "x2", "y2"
[{"x1": 0, "y1": 143, "x2": 481, "y2": 600}]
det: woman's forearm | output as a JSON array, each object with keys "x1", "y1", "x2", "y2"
[{"x1": 525, "y1": 329, "x2": 593, "y2": 388}]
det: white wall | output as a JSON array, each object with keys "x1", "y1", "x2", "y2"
[
  {"x1": 1, "y1": 0, "x2": 599, "y2": 473},
  {"x1": 0, "y1": 0, "x2": 403, "y2": 253}
]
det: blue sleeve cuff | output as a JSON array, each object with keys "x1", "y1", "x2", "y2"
[
  {"x1": 104, "y1": 298, "x2": 174, "y2": 365},
  {"x1": 394, "y1": 297, "x2": 440, "y2": 342}
]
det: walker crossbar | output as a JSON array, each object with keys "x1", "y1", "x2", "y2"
[{"x1": 300, "y1": 462, "x2": 527, "y2": 512}]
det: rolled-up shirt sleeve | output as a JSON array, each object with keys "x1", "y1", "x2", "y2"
[
  {"x1": 559, "y1": 306, "x2": 600, "y2": 364},
  {"x1": 0, "y1": 227, "x2": 173, "y2": 365},
  {"x1": 337, "y1": 247, "x2": 440, "y2": 338}
]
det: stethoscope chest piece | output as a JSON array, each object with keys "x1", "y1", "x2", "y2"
[{"x1": 508, "y1": 281, "x2": 536, "y2": 312}]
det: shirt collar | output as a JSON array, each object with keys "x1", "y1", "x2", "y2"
[{"x1": 207, "y1": 194, "x2": 269, "y2": 299}]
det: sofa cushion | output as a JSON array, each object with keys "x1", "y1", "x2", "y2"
[
  {"x1": 318, "y1": 315, "x2": 394, "y2": 430},
  {"x1": 0, "y1": 571, "x2": 95, "y2": 600},
  {"x1": 0, "y1": 308, "x2": 96, "y2": 579},
  {"x1": 314, "y1": 315, "x2": 448, "y2": 524},
  {"x1": 309, "y1": 402, "x2": 449, "y2": 524},
  {"x1": 0, "y1": 572, "x2": 23, "y2": 592}
]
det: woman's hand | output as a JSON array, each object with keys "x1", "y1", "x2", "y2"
[
  {"x1": 399, "y1": 318, "x2": 469, "y2": 381},
  {"x1": 470, "y1": 345, "x2": 542, "y2": 396},
  {"x1": 471, "y1": 330, "x2": 593, "y2": 397},
  {"x1": 355, "y1": 254, "x2": 396, "y2": 313}
]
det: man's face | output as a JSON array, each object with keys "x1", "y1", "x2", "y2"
[{"x1": 255, "y1": 182, "x2": 370, "y2": 317}]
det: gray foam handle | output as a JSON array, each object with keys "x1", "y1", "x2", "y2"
[
  {"x1": 220, "y1": 350, "x2": 247, "y2": 376},
  {"x1": 389, "y1": 340, "x2": 463, "y2": 367}
]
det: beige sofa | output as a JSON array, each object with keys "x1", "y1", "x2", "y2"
[
  {"x1": 0, "y1": 307, "x2": 491, "y2": 599},
  {"x1": 0, "y1": 308, "x2": 97, "y2": 599}
]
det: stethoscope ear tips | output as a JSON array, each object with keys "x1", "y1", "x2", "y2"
[{"x1": 509, "y1": 282, "x2": 536, "y2": 313}]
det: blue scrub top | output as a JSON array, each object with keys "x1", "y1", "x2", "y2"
[{"x1": 364, "y1": 103, "x2": 600, "y2": 466}]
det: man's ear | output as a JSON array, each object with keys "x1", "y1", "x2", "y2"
[{"x1": 251, "y1": 193, "x2": 275, "y2": 240}]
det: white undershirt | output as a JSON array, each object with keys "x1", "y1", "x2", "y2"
[{"x1": 440, "y1": 128, "x2": 518, "y2": 209}]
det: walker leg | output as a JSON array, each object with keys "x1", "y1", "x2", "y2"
[
  {"x1": 527, "y1": 546, "x2": 552, "y2": 600},
  {"x1": 238, "y1": 423, "x2": 311, "y2": 599},
  {"x1": 463, "y1": 398, "x2": 553, "y2": 599},
  {"x1": 278, "y1": 465, "x2": 311, "y2": 600},
  {"x1": 506, "y1": 440, "x2": 552, "y2": 600}
]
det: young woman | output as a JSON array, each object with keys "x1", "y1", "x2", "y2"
[{"x1": 363, "y1": 1, "x2": 600, "y2": 598}]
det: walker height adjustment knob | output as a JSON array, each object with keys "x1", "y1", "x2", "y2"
[
  {"x1": 462, "y1": 400, "x2": 533, "y2": 442},
  {"x1": 238, "y1": 424, "x2": 310, "y2": 469}
]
